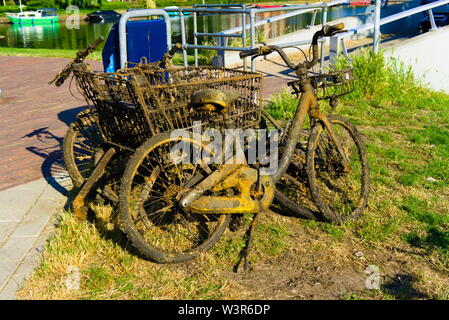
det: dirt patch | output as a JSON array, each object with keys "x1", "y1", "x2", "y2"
[{"x1": 221, "y1": 254, "x2": 367, "y2": 299}]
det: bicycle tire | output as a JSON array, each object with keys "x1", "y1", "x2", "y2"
[
  {"x1": 119, "y1": 132, "x2": 231, "y2": 263},
  {"x1": 306, "y1": 115, "x2": 370, "y2": 223},
  {"x1": 63, "y1": 121, "x2": 103, "y2": 188}
]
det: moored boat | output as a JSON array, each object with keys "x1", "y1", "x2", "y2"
[
  {"x1": 349, "y1": 0, "x2": 371, "y2": 6},
  {"x1": 6, "y1": 8, "x2": 58, "y2": 24},
  {"x1": 164, "y1": 6, "x2": 192, "y2": 17},
  {"x1": 254, "y1": 4, "x2": 285, "y2": 8}
]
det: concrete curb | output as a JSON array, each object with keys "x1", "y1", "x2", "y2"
[{"x1": 0, "y1": 178, "x2": 69, "y2": 300}]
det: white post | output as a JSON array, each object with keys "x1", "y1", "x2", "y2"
[
  {"x1": 373, "y1": 0, "x2": 381, "y2": 53},
  {"x1": 428, "y1": 9, "x2": 438, "y2": 30},
  {"x1": 320, "y1": 6, "x2": 328, "y2": 70},
  {"x1": 329, "y1": 35, "x2": 340, "y2": 64},
  {"x1": 250, "y1": 9, "x2": 256, "y2": 72}
]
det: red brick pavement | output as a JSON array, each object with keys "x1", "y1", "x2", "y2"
[
  {"x1": 0, "y1": 56, "x2": 103, "y2": 191},
  {"x1": 0, "y1": 55, "x2": 291, "y2": 191}
]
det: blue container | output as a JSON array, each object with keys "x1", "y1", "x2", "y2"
[{"x1": 102, "y1": 19, "x2": 168, "y2": 72}]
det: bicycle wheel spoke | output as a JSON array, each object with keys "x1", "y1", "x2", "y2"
[
  {"x1": 120, "y1": 134, "x2": 229, "y2": 262},
  {"x1": 307, "y1": 116, "x2": 369, "y2": 222}
]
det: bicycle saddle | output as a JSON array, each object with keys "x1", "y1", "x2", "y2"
[{"x1": 190, "y1": 89, "x2": 240, "y2": 112}]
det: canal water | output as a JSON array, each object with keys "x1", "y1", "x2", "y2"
[{"x1": 0, "y1": 6, "x2": 369, "y2": 50}]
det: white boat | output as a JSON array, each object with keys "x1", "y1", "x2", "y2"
[
  {"x1": 6, "y1": 8, "x2": 59, "y2": 24},
  {"x1": 164, "y1": 6, "x2": 191, "y2": 17}
]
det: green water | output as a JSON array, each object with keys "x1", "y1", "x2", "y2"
[{"x1": 0, "y1": 6, "x2": 367, "y2": 50}]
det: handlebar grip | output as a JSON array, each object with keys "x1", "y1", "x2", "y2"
[
  {"x1": 75, "y1": 36, "x2": 105, "y2": 62},
  {"x1": 239, "y1": 48, "x2": 261, "y2": 59},
  {"x1": 322, "y1": 23, "x2": 346, "y2": 37},
  {"x1": 168, "y1": 43, "x2": 182, "y2": 56}
]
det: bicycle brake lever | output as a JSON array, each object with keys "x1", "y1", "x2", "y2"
[
  {"x1": 251, "y1": 54, "x2": 264, "y2": 61},
  {"x1": 330, "y1": 29, "x2": 348, "y2": 36}
]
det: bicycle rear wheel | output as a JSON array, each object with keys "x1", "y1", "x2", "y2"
[
  {"x1": 119, "y1": 132, "x2": 230, "y2": 263},
  {"x1": 306, "y1": 115, "x2": 370, "y2": 223},
  {"x1": 63, "y1": 119, "x2": 104, "y2": 188}
]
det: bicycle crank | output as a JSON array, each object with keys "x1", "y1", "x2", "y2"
[{"x1": 180, "y1": 165, "x2": 275, "y2": 214}]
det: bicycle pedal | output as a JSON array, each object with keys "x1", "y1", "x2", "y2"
[{"x1": 229, "y1": 214, "x2": 245, "y2": 232}]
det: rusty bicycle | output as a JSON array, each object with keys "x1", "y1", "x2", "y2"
[
  {"x1": 52, "y1": 39, "x2": 266, "y2": 263},
  {"x1": 241, "y1": 23, "x2": 371, "y2": 223},
  {"x1": 51, "y1": 23, "x2": 370, "y2": 265}
]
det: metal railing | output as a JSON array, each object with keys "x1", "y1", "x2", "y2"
[
  {"x1": 192, "y1": 3, "x2": 248, "y2": 70},
  {"x1": 163, "y1": 1, "x2": 348, "y2": 71},
  {"x1": 118, "y1": 9, "x2": 172, "y2": 69},
  {"x1": 329, "y1": 0, "x2": 449, "y2": 60}
]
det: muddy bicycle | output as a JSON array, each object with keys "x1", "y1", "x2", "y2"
[
  {"x1": 52, "y1": 23, "x2": 370, "y2": 265},
  {"x1": 241, "y1": 23, "x2": 371, "y2": 223}
]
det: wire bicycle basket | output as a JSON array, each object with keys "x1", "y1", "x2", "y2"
[
  {"x1": 288, "y1": 68, "x2": 354, "y2": 101},
  {"x1": 73, "y1": 66, "x2": 263, "y2": 150}
]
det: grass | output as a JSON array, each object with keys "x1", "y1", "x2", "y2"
[
  {"x1": 0, "y1": 46, "x2": 215, "y2": 66},
  {"x1": 0, "y1": 47, "x2": 103, "y2": 60},
  {"x1": 16, "y1": 49, "x2": 449, "y2": 300}
]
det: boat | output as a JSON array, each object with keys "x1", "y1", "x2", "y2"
[
  {"x1": 6, "y1": 8, "x2": 58, "y2": 24},
  {"x1": 254, "y1": 4, "x2": 285, "y2": 8},
  {"x1": 85, "y1": 10, "x2": 121, "y2": 23},
  {"x1": 164, "y1": 6, "x2": 192, "y2": 17},
  {"x1": 349, "y1": 1, "x2": 371, "y2": 6}
]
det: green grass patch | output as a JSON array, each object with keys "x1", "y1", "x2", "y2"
[
  {"x1": 400, "y1": 197, "x2": 449, "y2": 255},
  {"x1": 254, "y1": 221, "x2": 288, "y2": 256},
  {"x1": 0, "y1": 47, "x2": 102, "y2": 60},
  {"x1": 265, "y1": 88, "x2": 299, "y2": 120}
]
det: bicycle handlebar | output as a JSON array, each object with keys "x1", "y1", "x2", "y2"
[
  {"x1": 49, "y1": 36, "x2": 105, "y2": 87},
  {"x1": 74, "y1": 36, "x2": 104, "y2": 63},
  {"x1": 167, "y1": 43, "x2": 182, "y2": 57},
  {"x1": 239, "y1": 23, "x2": 346, "y2": 71},
  {"x1": 239, "y1": 47, "x2": 262, "y2": 59},
  {"x1": 321, "y1": 23, "x2": 345, "y2": 37}
]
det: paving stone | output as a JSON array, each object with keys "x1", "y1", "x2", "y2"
[
  {"x1": 0, "y1": 246, "x2": 45, "y2": 299},
  {"x1": 27, "y1": 197, "x2": 64, "y2": 218},
  {"x1": 39, "y1": 182, "x2": 70, "y2": 202},
  {"x1": 0, "y1": 212, "x2": 56, "y2": 299},
  {"x1": 0, "y1": 206, "x2": 31, "y2": 223},
  {"x1": 0, "y1": 273, "x2": 23, "y2": 300},
  {"x1": 0, "y1": 180, "x2": 48, "y2": 222},
  {"x1": 10, "y1": 215, "x2": 50, "y2": 239},
  {"x1": 0, "y1": 56, "x2": 102, "y2": 191},
  {"x1": 0, "y1": 236, "x2": 37, "y2": 265},
  {"x1": 0, "y1": 222, "x2": 19, "y2": 245},
  {"x1": 0, "y1": 255, "x2": 16, "y2": 290},
  {"x1": 9, "y1": 179, "x2": 47, "y2": 192}
]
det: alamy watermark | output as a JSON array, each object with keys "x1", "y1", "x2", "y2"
[
  {"x1": 364, "y1": 265, "x2": 381, "y2": 290},
  {"x1": 65, "y1": 5, "x2": 80, "y2": 30},
  {"x1": 65, "y1": 265, "x2": 80, "y2": 290},
  {"x1": 170, "y1": 121, "x2": 280, "y2": 175}
]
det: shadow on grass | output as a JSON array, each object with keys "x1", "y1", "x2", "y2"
[
  {"x1": 403, "y1": 228, "x2": 449, "y2": 253},
  {"x1": 400, "y1": 196, "x2": 449, "y2": 254},
  {"x1": 381, "y1": 273, "x2": 428, "y2": 300}
]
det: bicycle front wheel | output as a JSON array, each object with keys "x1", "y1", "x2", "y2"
[
  {"x1": 119, "y1": 132, "x2": 230, "y2": 263},
  {"x1": 306, "y1": 115, "x2": 370, "y2": 223}
]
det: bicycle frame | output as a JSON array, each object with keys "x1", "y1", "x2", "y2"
[
  {"x1": 180, "y1": 24, "x2": 351, "y2": 215},
  {"x1": 263, "y1": 27, "x2": 351, "y2": 183},
  {"x1": 272, "y1": 77, "x2": 350, "y2": 183}
]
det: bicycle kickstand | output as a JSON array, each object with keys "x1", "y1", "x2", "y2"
[
  {"x1": 233, "y1": 209, "x2": 261, "y2": 274},
  {"x1": 72, "y1": 147, "x2": 116, "y2": 220}
]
